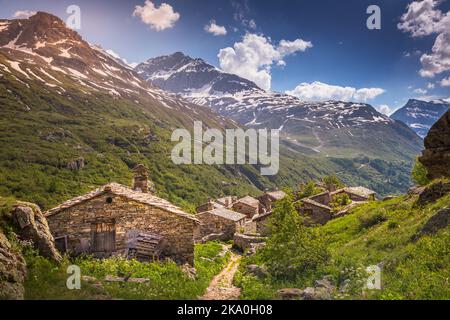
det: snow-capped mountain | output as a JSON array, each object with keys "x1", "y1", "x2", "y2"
[
  {"x1": 391, "y1": 99, "x2": 450, "y2": 138},
  {"x1": 136, "y1": 52, "x2": 423, "y2": 160},
  {"x1": 0, "y1": 12, "x2": 234, "y2": 130},
  {"x1": 136, "y1": 52, "x2": 262, "y2": 96}
]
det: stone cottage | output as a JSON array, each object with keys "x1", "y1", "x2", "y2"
[
  {"x1": 298, "y1": 198, "x2": 333, "y2": 226},
  {"x1": 196, "y1": 207, "x2": 246, "y2": 241},
  {"x1": 232, "y1": 196, "x2": 260, "y2": 218},
  {"x1": 45, "y1": 165, "x2": 199, "y2": 265},
  {"x1": 258, "y1": 190, "x2": 287, "y2": 213}
]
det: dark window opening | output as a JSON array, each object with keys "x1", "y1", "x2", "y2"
[{"x1": 106, "y1": 197, "x2": 113, "y2": 204}]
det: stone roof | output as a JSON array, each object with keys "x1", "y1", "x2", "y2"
[
  {"x1": 342, "y1": 186, "x2": 376, "y2": 198},
  {"x1": 265, "y1": 190, "x2": 287, "y2": 200},
  {"x1": 44, "y1": 182, "x2": 199, "y2": 223},
  {"x1": 198, "y1": 208, "x2": 246, "y2": 222},
  {"x1": 302, "y1": 198, "x2": 332, "y2": 210},
  {"x1": 236, "y1": 196, "x2": 260, "y2": 208}
]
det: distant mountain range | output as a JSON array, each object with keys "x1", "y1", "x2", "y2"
[
  {"x1": 391, "y1": 99, "x2": 450, "y2": 138},
  {"x1": 136, "y1": 52, "x2": 423, "y2": 161}
]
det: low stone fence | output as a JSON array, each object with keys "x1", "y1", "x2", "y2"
[{"x1": 233, "y1": 233, "x2": 266, "y2": 252}]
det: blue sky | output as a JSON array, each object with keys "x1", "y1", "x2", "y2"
[{"x1": 1, "y1": 0, "x2": 449, "y2": 114}]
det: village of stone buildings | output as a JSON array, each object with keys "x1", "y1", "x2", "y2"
[{"x1": 30, "y1": 164, "x2": 376, "y2": 266}]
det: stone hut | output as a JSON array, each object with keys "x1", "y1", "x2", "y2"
[
  {"x1": 196, "y1": 208, "x2": 246, "y2": 241},
  {"x1": 45, "y1": 167, "x2": 199, "y2": 265},
  {"x1": 297, "y1": 198, "x2": 333, "y2": 226},
  {"x1": 251, "y1": 212, "x2": 273, "y2": 236},
  {"x1": 232, "y1": 196, "x2": 260, "y2": 218},
  {"x1": 258, "y1": 190, "x2": 286, "y2": 213},
  {"x1": 332, "y1": 187, "x2": 376, "y2": 202}
]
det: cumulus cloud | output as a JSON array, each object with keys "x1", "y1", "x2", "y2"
[
  {"x1": 13, "y1": 10, "x2": 36, "y2": 19},
  {"x1": 427, "y1": 82, "x2": 435, "y2": 89},
  {"x1": 419, "y1": 32, "x2": 450, "y2": 77},
  {"x1": 376, "y1": 104, "x2": 392, "y2": 115},
  {"x1": 413, "y1": 88, "x2": 427, "y2": 94},
  {"x1": 133, "y1": 1, "x2": 180, "y2": 31},
  {"x1": 398, "y1": 0, "x2": 450, "y2": 77},
  {"x1": 204, "y1": 20, "x2": 227, "y2": 36},
  {"x1": 285, "y1": 81, "x2": 385, "y2": 102},
  {"x1": 218, "y1": 33, "x2": 312, "y2": 90},
  {"x1": 441, "y1": 76, "x2": 450, "y2": 87}
]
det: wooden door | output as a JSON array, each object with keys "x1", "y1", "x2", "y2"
[{"x1": 91, "y1": 220, "x2": 115, "y2": 257}]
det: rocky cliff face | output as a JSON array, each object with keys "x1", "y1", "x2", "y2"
[
  {"x1": 0, "y1": 231, "x2": 27, "y2": 300},
  {"x1": 419, "y1": 109, "x2": 450, "y2": 180}
]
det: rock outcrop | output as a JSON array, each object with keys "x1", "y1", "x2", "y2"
[
  {"x1": 277, "y1": 276, "x2": 335, "y2": 300},
  {"x1": 0, "y1": 231, "x2": 27, "y2": 300},
  {"x1": 419, "y1": 109, "x2": 450, "y2": 180},
  {"x1": 416, "y1": 181, "x2": 450, "y2": 206},
  {"x1": 12, "y1": 203, "x2": 62, "y2": 262},
  {"x1": 417, "y1": 207, "x2": 450, "y2": 238}
]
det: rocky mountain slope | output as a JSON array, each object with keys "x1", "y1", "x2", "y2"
[
  {"x1": 391, "y1": 99, "x2": 450, "y2": 138},
  {"x1": 136, "y1": 52, "x2": 423, "y2": 161}
]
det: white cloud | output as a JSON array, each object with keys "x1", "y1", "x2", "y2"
[
  {"x1": 427, "y1": 82, "x2": 435, "y2": 89},
  {"x1": 414, "y1": 88, "x2": 427, "y2": 94},
  {"x1": 218, "y1": 33, "x2": 312, "y2": 90},
  {"x1": 133, "y1": 1, "x2": 180, "y2": 31},
  {"x1": 13, "y1": 10, "x2": 36, "y2": 19},
  {"x1": 419, "y1": 32, "x2": 450, "y2": 77},
  {"x1": 441, "y1": 76, "x2": 450, "y2": 87},
  {"x1": 285, "y1": 81, "x2": 385, "y2": 102},
  {"x1": 398, "y1": 0, "x2": 450, "y2": 77},
  {"x1": 248, "y1": 19, "x2": 257, "y2": 29},
  {"x1": 204, "y1": 20, "x2": 227, "y2": 36},
  {"x1": 377, "y1": 104, "x2": 392, "y2": 115},
  {"x1": 398, "y1": 0, "x2": 449, "y2": 37}
]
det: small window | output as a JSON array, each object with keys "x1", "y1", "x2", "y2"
[
  {"x1": 106, "y1": 197, "x2": 113, "y2": 204},
  {"x1": 55, "y1": 235, "x2": 68, "y2": 253}
]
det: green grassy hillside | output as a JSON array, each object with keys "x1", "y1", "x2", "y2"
[
  {"x1": 236, "y1": 182, "x2": 450, "y2": 300},
  {"x1": 0, "y1": 51, "x2": 415, "y2": 212}
]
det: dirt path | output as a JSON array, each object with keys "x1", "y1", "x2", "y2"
[{"x1": 200, "y1": 248, "x2": 241, "y2": 300}]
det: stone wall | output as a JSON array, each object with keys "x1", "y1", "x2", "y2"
[
  {"x1": 196, "y1": 212, "x2": 244, "y2": 241},
  {"x1": 301, "y1": 203, "x2": 332, "y2": 226},
  {"x1": 233, "y1": 202, "x2": 258, "y2": 218},
  {"x1": 46, "y1": 193, "x2": 196, "y2": 265}
]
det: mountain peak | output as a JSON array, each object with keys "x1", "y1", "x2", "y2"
[{"x1": 0, "y1": 11, "x2": 82, "y2": 49}]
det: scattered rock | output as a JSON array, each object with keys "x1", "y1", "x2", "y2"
[
  {"x1": 301, "y1": 286, "x2": 332, "y2": 300},
  {"x1": 104, "y1": 275, "x2": 150, "y2": 283},
  {"x1": 245, "y1": 242, "x2": 266, "y2": 257},
  {"x1": 0, "y1": 231, "x2": 27, "y2": 300},
  {"x1": 181, "y1": 264, "x2": 197, "y2": 280},
  {"x1": 416, "y1": 181, "x2": 450, "y2": 206},
  {"x1": 67, "y1": 157, "x2": 85, "y2": 171},
  {"x1": 12, "y1": 204, "x2": 62, "y2": 262},
  {"x1": 415, "y1": 207, "x2": 450, "y2": 239},
  {"x1": 408, "y1": 186, "x2": 426, "y2": 195},
  {"x1": 382, "y1": 196, "x2": 396, "y2": 201},
  {"x1": 246, "y1": 264, "x2": 268, "y2": 278},
  {"x1": 277, "y1": 288, "x2": 303, "y2": 300}
]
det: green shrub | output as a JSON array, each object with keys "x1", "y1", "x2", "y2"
[
  {"x1": 411, "y1": 158, "x2": 430, "y2": 186},
  {"x1": 260, "y1": 196, "x2": 329, "y2": 279},
  {"x1": 358, "y1": 210, "x2": 387, "y2": 229}
]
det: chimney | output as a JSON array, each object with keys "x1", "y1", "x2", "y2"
[{"x1": 132, "y1": 164, "x2": 150, "y2": 193}]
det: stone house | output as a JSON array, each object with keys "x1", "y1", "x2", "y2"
[
  {"x1": 251, "y1": 212, "x2": 273, "y2": 236},
  {"x1": 232, "y1": 196, "x2": 260, "y2": 218},
  {"x1": 258, "y1": 190, "x2": 287, "y2": 213},
  {"x1": 296, "y1": 186, "x2": 376, "y2": 226},
  {"x1": 297, "y1": 198, "x2": 333, "y2": 226},
  {"x1": 196, "y1": 207, "x2": 246, "y2": 241},
  {"x1": 332, "y1": 187, "x2": 376, "y2": 202},
  {"x1": 45, "y1": 166, "x2": 199, "y2": 265}
]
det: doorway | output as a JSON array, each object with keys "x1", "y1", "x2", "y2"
[{"x1": 91, "y1": 220, "x2": 116, "y2": 257}]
